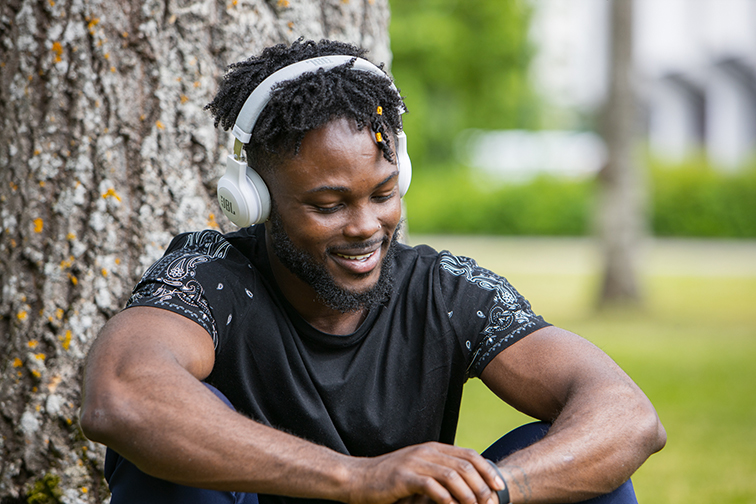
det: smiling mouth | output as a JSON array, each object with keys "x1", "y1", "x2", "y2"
[{"x1": 334, "y1": 251, "x2": 377, "y2": 262}]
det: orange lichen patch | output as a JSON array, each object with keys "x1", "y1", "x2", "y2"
[
  {"x1": 69, "y1": 274, "x2": 78, "y2": 285},
  {"x1": 156, "y1": 120, "x2": 165, "y2": 130},
  {"x1": 59, "y1": 330, "x2": 72, "y2": 350},
  {"x1": 101, "y1": 268, "x2": 108, "y2": 277},
  {"x1": 56, "y1": 308, "x2": 64, "y2": 319},
  {"x1": 87, "y1": 17, "x2": 100, "y2": 34},
  {"x1": 17, "y1": 311, "x2": 28, "y2": 321},
  {"x1": 48, "y1": 375, "x2": 62, "y2": 392},
  {"x1": 10, "y1": 239, "x2": 17, "y2": 248},
  {"x1": 60, "y1": 256, "x2": 74, "y2": 269},
  {"x1": 52, "y1": 41, "x2": 63, "y2": 63},
  {"x1": 104, "y1": 52, "x2": 110, "y2": 60},
  {"x1": 66, "y1": 232, "x2": 76, "y2": 240},
  {"x1": 9, "y1": 181, "x2": 18, "y2": 191},
  {"x1": 28, "y1": 339, "x2": 38, "y2": 348},
  {"x1": 33, "y1": 218, "x2": 43, "y2": 233},
  {"x1": 35, "y1": 353, "x2": 46, "y2": 361},
  {"x1": 33, "y1": 149, "x2": 41, "y2": 156},
  {"x1": 277, "y1": 0, "x2": 289, "y2": 7},
  {"x1": 39, "y1": 180, "x2": 46, "y2": 187},
  {"x1": 115, "y1": 257, "x2": 121, "y2": 265},
  {"x1": 287, "y1": 21, "x2": 294, "y2": 30},
  {"x1": 193, "y1": 81, "x2": 201, "y2": 88},
  {"x1": 13, "y1": 358, "x2": 23, "y2": 367},
  {"x1": 31, "y1": 370, "x2": 41, "y2": 379},
  {"x1": 102, "y1": 187, "x2": 122, "y2": 201},
  {"x1": 180, "y1": 94, "x2": 189, "y2": 104},
  {"x1": 110, "y1": 66, "x2": 116, "y2": 73},
  {"x1": 81, "y1": 487, "x2": 88, "y2": 494},
  {"x1": 66, "y1": 418, "x2": 73, "y2": 425},
  {"x1": 207, "y1": 213, "x2": 219, "y2": 229}
]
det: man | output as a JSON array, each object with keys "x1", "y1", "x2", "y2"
[{"x1": 80, "y1": 39, "x2": 665, "y2": 504}]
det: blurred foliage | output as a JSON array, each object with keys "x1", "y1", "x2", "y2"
[
  {"x1": 404, "y1": 160, "x2": 756, "y2": 237},
  {"x1": 404, "y1": 165, "x2": 595, "y2": 235},
  {"x1": 389, "y1": 0, "x2": 540, "y2": 165},
  {"x1": 650, "y1": 156, "x2": 756, "y2": 238}
]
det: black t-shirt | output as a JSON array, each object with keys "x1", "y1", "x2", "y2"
[{"x1": 126, "y1": 225, "x2": 550, "y2": 503}]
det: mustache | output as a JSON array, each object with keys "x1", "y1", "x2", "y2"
[
  {"x1": 323, "y1": 219, "x2": 405, "y2": 255},
  {"x1": 327, "y1": 236, "x2": 389, "y2": 254}
]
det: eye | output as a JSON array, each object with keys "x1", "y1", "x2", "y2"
[
  {"x1": 313, "y1": 204, "x2": 342, "y2": 214},
  {"x1": 373, "y1": 188, "x2": 396, "y2": 203}
]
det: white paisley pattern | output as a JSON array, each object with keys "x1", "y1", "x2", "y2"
[
  {"x1": 439, "y1": 253, "x2": 542, "y2": 376},
  {"x1": 127, "y1": 231, "x2": 232, "y2": 348}
]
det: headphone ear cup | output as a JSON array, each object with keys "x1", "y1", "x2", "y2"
[
  {"x1": 395, "y1": 131, "x2": 412, "y2": 197},
  {"x1": 217, "y1": 155, "x2": 271, "y2": 227}
]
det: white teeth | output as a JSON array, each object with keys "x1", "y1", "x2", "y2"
[{"x1": 336, "y1": 251, "x2": 374, "y2": 261}]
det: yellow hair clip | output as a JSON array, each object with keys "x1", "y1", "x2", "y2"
[
  {"x1": 376, "y1": 106, "x2": 383, "y2": 115},
  {"x1": 375, "y1": 132, "x2": 383, "y2": 142}
]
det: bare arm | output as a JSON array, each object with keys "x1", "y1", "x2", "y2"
[
  {"x1": 481, "y1": 326, "x2": 666, "y2": 503},
  {"x1": 80, "y1": 306, "x2": 503, "y2": 504}
]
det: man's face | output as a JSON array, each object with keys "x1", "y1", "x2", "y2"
[{"x1": 263, "y1": 117, "x2": 403, "y2": 312}]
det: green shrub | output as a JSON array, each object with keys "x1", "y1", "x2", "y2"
[
  {"x1": 404, "y1": 162, "x2": 756, "y2": 237},
  {"x1": 650, "y1": 161, "x2": 756, "y2": 238},
  {"x1": 404, "y1": 166, "x2": 595, "y2": 235}
]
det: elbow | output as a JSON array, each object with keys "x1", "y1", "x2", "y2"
[
  {"x1": 79, "y1": 391, "x2": 119, "y2": 445},
  {"x1": 630, "y1": 396, "x2": 667, "y2": 460},
  {"x1": 79, "y1": 384, "x2": 138, "y2": 448}
]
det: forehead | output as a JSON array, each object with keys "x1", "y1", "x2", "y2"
[{"x1": 270, "y1": 118, "x2": 396, "y2": 194}]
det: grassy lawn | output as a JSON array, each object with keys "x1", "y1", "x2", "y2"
[{"x1": 411, "y1": 235, "x2": 756, "y2": 504}]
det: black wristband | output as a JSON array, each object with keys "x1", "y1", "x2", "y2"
[{"x1": 486, "y1": 460, "x2": 511, "y2": 504}]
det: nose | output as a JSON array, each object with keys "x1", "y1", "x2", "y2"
[{"x1": 343, "y1": 203, "x2": 382, "y2": 240}]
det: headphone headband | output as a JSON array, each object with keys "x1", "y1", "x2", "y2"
[
  {"x1": 218, "y1": 53, "x2": 411, "y2": 228},
  {"x1": 232, "y1": 55, "x2": 402, "y2": 144}
]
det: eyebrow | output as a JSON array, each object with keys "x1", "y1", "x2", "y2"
[{"x1": 305, "y1": 171, "x2": 399, "y2": 194}]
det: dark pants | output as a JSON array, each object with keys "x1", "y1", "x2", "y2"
[{"x1": 105, "y1": 384, "x2": 636, "y2": 504}]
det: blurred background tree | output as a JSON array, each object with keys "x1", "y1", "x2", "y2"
[{"x1": 389, "y1": 0, "x2": 540, "y2": 166}]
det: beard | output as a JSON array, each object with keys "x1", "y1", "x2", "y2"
[{"x1": 268, "y1": 210, "x2": 399, "y2": 313}]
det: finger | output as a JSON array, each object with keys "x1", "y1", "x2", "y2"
[
  {"x1": 426, "y1": 445, "x2": 503, "y2": 503},
  {"x1": 432, "y1": 454, "x2": 495, "y2": 504},
  {"x1": 406, "y1": 473, "x2": 458, "y2": 504}
]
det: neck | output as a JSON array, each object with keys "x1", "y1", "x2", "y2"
[{"x1": 265, "y1": 234, "x2": 368, "y2": 335}]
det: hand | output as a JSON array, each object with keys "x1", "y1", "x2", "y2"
[{"x1": 345, "y1": 442, "x2": 504, "y2": 504}]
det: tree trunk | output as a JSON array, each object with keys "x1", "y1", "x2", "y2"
[
  {"x1": 597, "y1": 0, "x2": 645, "y2": 307},
  {"x1": 0, "y1": 0, "x2": 390, "y2": 501}
]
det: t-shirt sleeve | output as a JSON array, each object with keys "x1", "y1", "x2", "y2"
[
  {"x1": 437, "y1": 251, "x2": 550, "y2": 379},
  {"x1": 124, "y1": 230, "x2": 256, "y2": 351}
]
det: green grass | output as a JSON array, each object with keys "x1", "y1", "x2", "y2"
[{"x1": 410, "y1": 235, "x2": 756, "y2": 504}]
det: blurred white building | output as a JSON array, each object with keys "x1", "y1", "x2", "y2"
[{"x1": 529, "y1": 0, "x2": 756, "y2": 170}]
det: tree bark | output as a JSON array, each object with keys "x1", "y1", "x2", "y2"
[
  {"x1": 0, "y1": 0, "x2": 390, "y2": 501},
  {"x1": 597, "y1": 0, "x2": 646, "y2": 307}
]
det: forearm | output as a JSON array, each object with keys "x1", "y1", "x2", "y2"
[
  {"x1": 494, "y1": 383, "x2": 665, "y2": 503},
  {"x1": 82, "y1": 368, "x2": 354, "y2": 499},
  {"x1": 481, "y1": 327, "x2": 666, "y2": 503}
]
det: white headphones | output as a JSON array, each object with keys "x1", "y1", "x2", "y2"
[{"x1": 216, "y1": 55, "x2": 412, "y2": 227}]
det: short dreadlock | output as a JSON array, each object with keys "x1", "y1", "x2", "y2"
[{"x1": 205, "y1": 38, "x2": 406, "y2": 172}]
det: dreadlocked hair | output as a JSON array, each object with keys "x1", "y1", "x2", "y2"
[{"x1": 205, "y1": 38, "x2": 406, "y2": 172}]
